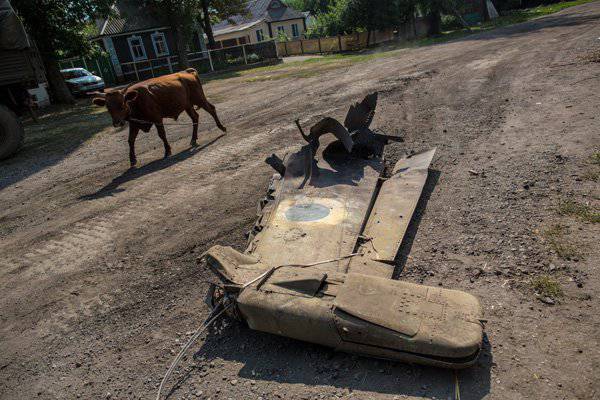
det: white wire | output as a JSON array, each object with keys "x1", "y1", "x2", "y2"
[{"x1": 156, "y1": 303, "x2": 232, "y2": 400}]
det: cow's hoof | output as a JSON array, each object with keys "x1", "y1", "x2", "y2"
[
  {"x1": 164, "y1": 151, "x2": 172, "y2": 159},
  {"x1": 130, "y1": 160, "x2": 137, "y2": 168},
  {"x1": 191, "y1": 140, "x2": 198, "y2": 147},
  {"x1": 219, "y1": 125, "x2": 227, "y2": 133}
]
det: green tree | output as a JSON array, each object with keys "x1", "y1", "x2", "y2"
[
  {"x1": 11, "y1": 0, "x2": 112, "y2": 104},
  {"x1": 199, "y1": 0, "x2": 248, "y2": 49},
  {"x1": 145, "y1": 0, "x2": 204, "y2": 70},
  {"x1": 310, "y1": 0, "x2": 417, "y2": 41},
  {"x1": 284, "y1": 0, "x2": 332, "y2": 14}
]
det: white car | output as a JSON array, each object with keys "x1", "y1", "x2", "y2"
[{"x1": 61, "y1": 68, "x2": 105, "y2": 95}]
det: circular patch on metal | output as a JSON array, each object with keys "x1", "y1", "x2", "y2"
[{"x1": 285, "y1": 203, "x2": 331, "y2": 222}]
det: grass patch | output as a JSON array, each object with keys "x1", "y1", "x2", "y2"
[
  {"x1": 542, "y1": 224, "x2": 581, "y2": 260},
  {"x1": 582, "y1": 169, "x2": 599, "y2": 182},
  {"x1": 532, "y1": 275, "x2": 564, "y2": 299},
  {"x1": 591, "y1": 152, "x2": 600, "y2": 165},
  {"x1": 558, "y1": 200, "x2": 600, "y2": 223}
]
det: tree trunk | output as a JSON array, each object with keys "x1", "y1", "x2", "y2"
[
  {"x1": 174, "y1": 25, "x2": 189, "y2": 70},
  {"x1": 201, "y1": 0, "x2": 217, "y2": 49},
  {"x1": 427, "y1": 9, "x2": 442, "y2": 36},
  {"x1": 481, "y1": 0, "x2": 490, "y2": 21},
  {"x1": 43, "y1": 55, "x2": 74, "y2": 105}
]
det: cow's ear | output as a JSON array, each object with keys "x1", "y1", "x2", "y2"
[
  {"x1": 92, "y1": 97, "x2": 106, "y2": 107},
  {"x1": 124, "y1": 90, "x2": 138, "y2": 103}
]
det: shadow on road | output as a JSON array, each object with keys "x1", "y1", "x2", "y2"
[
  {"x1": 79, "y1": 133, "x2": 225, "y2": 200},
  {"x1": 184, "y1": 321, "x2": 492, "y2": 399}
]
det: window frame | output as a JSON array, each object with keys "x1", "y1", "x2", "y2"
[
  {"x1": 291, "y1": 23, "x2": 299, "y2": 38},
  {"x1": 127, "y1": 35, "x2": 147, "y2": 61},
  {"x1": 151, "y1": 31, "x2": 170, "y2": 57},
  {"x1": 256, "y1": 29, "x2": 264, "y2": 42},
  {"x1": 277, "y1": 26, "x2": 285, "y2": 34}
]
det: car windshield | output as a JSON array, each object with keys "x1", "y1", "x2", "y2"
[{"x1": 62, "y1": 70, "x2": 90, "y2": 79}]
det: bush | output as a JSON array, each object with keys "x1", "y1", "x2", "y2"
[
  {"x1": 441, "y1": 14, "x2": 463, "y2": 30},
  {"x1": 246, "y1": 53, "x2": 261, "y2": 63}
]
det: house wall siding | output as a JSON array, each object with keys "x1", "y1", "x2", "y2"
[
  {"x1": 213, "y1": 18, "x2": 305, "y2": 46},
  {"x1": 271, "y1": 18, "x2": 306, "y2": 39}
]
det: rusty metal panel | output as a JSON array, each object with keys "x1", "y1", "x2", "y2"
[
  {"x1": 348, "y1": 149, "x2": 436, "y2": 277},
  {"x1": 251, "y1": 140, "x2": 383, "y2": 275}
]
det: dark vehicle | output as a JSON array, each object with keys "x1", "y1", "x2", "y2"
[
  {"x1": 61, "y1": 67, "x2": 105, "y2": 95},
  {"x1": 0, "y1": 0, "x2": 45, "y2": 159}
]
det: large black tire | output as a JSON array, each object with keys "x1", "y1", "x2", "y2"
[{"x1": 0, "y1": 104, "x2": 24, "y2": 160}]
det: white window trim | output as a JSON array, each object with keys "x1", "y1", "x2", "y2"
[
  {"x1": 151, "y1": 31, "x2": 170, "y2": 57},
  {"x1": 127, "y1": 35, "x2": 147, "y2": 61},
  {"x1": 292, "y1": 23, "x2": 299, "y2": 37}
]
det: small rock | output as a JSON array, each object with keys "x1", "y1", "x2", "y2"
[
  {"x1": 230, "y1": 379, "x2": 238, "y2": 386},
  {"x1": 540, "y1": 297, "x2": 555, "y2": 305}
]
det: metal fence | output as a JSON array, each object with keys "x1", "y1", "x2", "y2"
[
  {"x1": 119, "y1": 40, "x2": 279, "y2": 83},
  {"x1": 59, "y1": 54, "x2": 117, "y2": 86}
]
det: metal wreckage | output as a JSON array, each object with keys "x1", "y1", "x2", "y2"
[{"x1": 202, "y1": 93, "x2": 485, "y2": 369}]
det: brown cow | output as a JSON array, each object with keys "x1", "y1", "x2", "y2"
[{"x1": 92, "y1": 68, "x2": 226, "y2": 167}]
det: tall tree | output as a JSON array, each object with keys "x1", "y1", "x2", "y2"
[
  {"x1": 315, "y1": 0, "x2": 416, "y2": 41},
  {"x1": 11, "y1": 0, "x2": 112, "y2": 104},
  {"x1": 145, "y1": 0, "x2": 204, "y2": 70},
  {"x1": 284, "y1": 0, "x2": 331, "y2": 14},
  {"x1": 199, "y1": 0, "x2": 248, "y2": 49}
]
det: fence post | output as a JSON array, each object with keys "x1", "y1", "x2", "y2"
[
  {"x1": 207, "y1": 50, "x2": 214, "y2": 72},
  {"x1": 300, "y1": 40, "x2": 304, "y2": 55},
  {"x1": 71, "y1": 60, "x2": 75, "y2": 68},
  {"x1": 149, "y1": 61, "x2": 155, "y2": 77},
  {"x1": 338, "y1": 35, "x2": 342, "y2": 52},
  {"x1": 318, "y1": 37, "x2": 322, "y2": 53},
  {"x1": 95, "y1": 58, "x2": 102, "y2": 79},
  {"x1": 284, "y1": 41, "x2": 288, "y2": 57},
  {"x1": 242, "y1": 43, "x2": 248, "y2": 64},
  {"x1": 167, "y1": 57, "x2": 173, "y2": 73},
  {"x1": 133, "y1": 62, "x2": 140, "y2": 81}
]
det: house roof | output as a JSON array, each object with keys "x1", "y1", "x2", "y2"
[
  {"x1": 213, "y1": 0, "x2": 305, "y2": 36},
  {"x1": 97, "y1": 0, "x2": 167, "y2": 37}
]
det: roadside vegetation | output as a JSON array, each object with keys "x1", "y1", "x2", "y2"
[
  {"x1": 558, "y1": 200, "x2": 600, "y2": 223},
  {"x1": 542, "y1": 224, "x2": 581, "y2": 260},
  {"x1": 532, "y1": 275, "x2": 564, "y2": 299}
]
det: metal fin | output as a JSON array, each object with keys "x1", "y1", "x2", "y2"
[
  {"x1": 265, "y1": 154, "x2": 286, "y2": 176},
  {"x1": 309, "y1": 117, "x2": 354, "y2": 153},
  {"x1": 344, "y1": 92, "x2": 378, "y2": 132}
]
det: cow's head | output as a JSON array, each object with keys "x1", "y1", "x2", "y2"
[{"x1": 92, "y1": 88, "x2": 138, "y2": 128}]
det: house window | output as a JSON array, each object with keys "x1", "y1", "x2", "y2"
[
  {"x1": 277, "y1": 26, "x2": 285, "y2": 34},
  {"x1": 291, "y1": 23, "x2": 299, "y2": 37},
  {"x1": 127, "y1": 35, "x2": 147, "y2": 61},
  {"x1": 151, "y1": 32, "x2": 169, "y2": 57},
  {"x1": 256, "y1": 29, "x2": 264, "y2": 42}
]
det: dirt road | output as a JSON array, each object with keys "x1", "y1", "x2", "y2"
[{"x1": 1, "y1": 3, "x2": 599, "y2": 399}]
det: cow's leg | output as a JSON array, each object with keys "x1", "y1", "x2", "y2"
[
  {"x1": 199, "y1": 101, "x2": 226, "y2": 133},
  {"x1": 185, "y1": 107, "x2": 200, "y2": 146},
  {"x1": 128, "y1": 125, "x2": 139, "y2": 167},
  {"x1": 156, "y1": 122, "x2": 172, "y2": 158}
]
